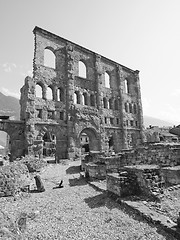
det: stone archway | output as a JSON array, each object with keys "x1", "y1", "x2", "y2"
[{"x1": 79, "y1": 128, "x2": 100, "y2": 152}]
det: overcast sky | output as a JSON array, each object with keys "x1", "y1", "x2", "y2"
[{"x1": 0, "y1": 0, "x2": 180, "y2": 124}]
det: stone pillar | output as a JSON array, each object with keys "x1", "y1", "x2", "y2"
[
  {"x1": 94, "y1": 54, "x2": 105, "y2": 152},
  {"x1": 95, "y1": 54, "x2": 103, "y2": 110},
  {"x1": 134, "y1": 70, "x2": 145, "y2": 144},
  {"x1": 117, "y1": 65, "x2": 128, "y2": 149},
  {"x1": 66, "y1": 43, "x2": 76, "y2": 159}
]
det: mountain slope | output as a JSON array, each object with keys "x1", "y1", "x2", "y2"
[
  {"x1": 143, "y1": 115, "x2": 176, "y2": 128},
  {"x1": 0, "y1": 92, "x2": 20, "y2": 120}
]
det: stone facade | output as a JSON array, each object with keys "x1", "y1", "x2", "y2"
[{"x1": 18, "y1": 26, "x2": 144, "y2": 161}]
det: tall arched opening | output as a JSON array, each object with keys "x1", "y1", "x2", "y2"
[{"x1": 79, "y1": 128, "x2": 100, "y2": 153}]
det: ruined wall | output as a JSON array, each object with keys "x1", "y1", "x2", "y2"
[
  {"x1": 0, "y1": 120, "x2": 25, "y2": 160},
  {"x1": 100, "y1": 144, "x2": 180, "y2": 174},
  {"x1": 19, "y1": 26, "x2": 144, "y2": 159}
]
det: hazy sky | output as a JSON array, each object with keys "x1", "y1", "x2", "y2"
[{"x1": 0, "y1": 0, "x2": 180, "y2": 124}]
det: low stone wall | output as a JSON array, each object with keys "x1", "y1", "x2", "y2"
[
  {"x1": 101, "y1": 144, "x2": 180, "y2": 173},
  {"x1": 85, "y1": 162, "x2": 106, "y2": 180},
  {"x1": 124, "y1": 165, "x2": 164, "y2": 197},
  {"x1": 107, "y1": 165, "x2": 164, "y2": 198},
  {"x1": 107, "y1": 171, "x2": 140, "y2": 197},
  {"x1": 162, "y1": 166, "x2": 180, "y2": 185},
  {"x1": 0, "y1": 162, "x2": 30, "y2": 197}
]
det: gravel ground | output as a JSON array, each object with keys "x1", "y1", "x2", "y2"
[{"x1": 0, "y1": 160, "x2": 176, "y2": 240}]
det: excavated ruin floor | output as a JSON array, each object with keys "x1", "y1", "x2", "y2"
[{"x1": 0, "y1": 160, "x2": 177, "y2": 240}]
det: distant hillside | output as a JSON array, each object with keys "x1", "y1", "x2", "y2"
[
  {"x1": 0, "y1": 92, "x2": 20, "y2": 120},
  {"x1": 143, "y1": 115, "x2": 177, "y2": 128}
]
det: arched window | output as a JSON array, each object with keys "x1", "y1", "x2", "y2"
[
  {"x1": 74, "y1": 91, "x2": 81, "y2": 104},
  {"x1": 124, "y1": 79, "x2": 130, "y2": 94},
  {"x1": 114, "y1": 99, "x2": 118, "y2": 110},
  {"x1": 105, "y1": 72, "x2": 110, "y2": 88},
  {"x1": 47, "y1": 86, "x2": 53, "y2": 100},
  {"x1": 109, "y1": 98, "x2": 113, "y2": 109},
  {"x1": 103, "y1": 97, "x2": 108, "y2": 108},
  {"x1": 90, "y1": 94, "x2": 95, "y2": 106},
  {"x1": 82, "y1": 92, "x2": 88, "y2": 105},
  {"x1": 133, "y1": 104, "x2": 137, "y2": 114},
  {"x1": 129, "y1": 103, "x2": 133, "y2": 113},
  {"x1": 44, "y1": 48, "x2": 55, "y2": 69},
  {"x1": 125, "y1": 102, "x2": 129, "y2": 112},
  {"x1": 78, "y1": 60, "x2": 87, "y2": 78},
  {"x1": 35, "y1": 83, "x2": 43, "y2": 98},
  {"x1": 57, "y1": 87, "x2": 65, "y2": 102}
]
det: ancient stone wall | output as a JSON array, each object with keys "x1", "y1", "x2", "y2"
[
  {"x1": 0, "y1": 120, "x2": 25, "y2": 160},
  {"x1": 19, "y1": 26, "x2": 144, "y2": 160}
]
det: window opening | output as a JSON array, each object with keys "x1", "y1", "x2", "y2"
[
  {"x1": 125, "y1": 102, "x2": 129, "y2": 112},
  {"x1": 47, "y1": 86, "x2": 53, "y2": 100},
  {"x1": 110, "y1": 118, "x2": 114, "y2": 124},
  {"x1": 47, "y1": 110, "x2": 54, "y2": 119},
  {"x1": 74, "y1": 91, "x2": 81, "y2": 104},
  {"x1": 57, "y1": 87, "x2": 65, "y2": 102},
  {"x1": 90, "y1": 94, "x2": 95, "y2": 106},
  {"x1": 79, "y1": 61, "x2": 87, "y2": 78},
  {"x1": 114, "y1": 99, "x2": 118, "y2": 110},
  {"x1": 82, "y1": 93, "x2": 88, "y2": 105},
  {"x1": 105, "y1": 72, "x2": 110, "y2": 88},
  {"x1": 134, "y1": 104, "x2": 137, "y2": 114},
  {"x1": 35, "y1": 84, "x2": 43, "y2": 98},
  {"x1": 44, "y1": 48, "x2": 55, "y2": 69},
  {"x1": 129, "y1": 103, "x2": 133, "y2": 113},
  {"x1": 109, "y1": 99, "x2": 113, "y2": 109},
  {"x1": 124, "y1": 79, "x2": 130, "y2": 94},
  {"x1": 37, "y1": 109, "x2": 42, "y2": 118},
  {"x1": 60, "y1": 111, "x2": 64, "y2": 120},
  {"x1": 103, "y1": 97, "x2": 108, "y2": 108},
  {"x1": 104, "y1": 117, "x2": 107, "y2": 124}
]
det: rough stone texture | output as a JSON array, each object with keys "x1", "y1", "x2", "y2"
[
  {"x1": 162, "y1": 166, "x2": 180, "y2": 185},
  {"x1": 85, "y1": 162, "x2": 106, "y2": 180},
  {"x1": 123, "y1": 165, "x2": 165, "y2": 198},
  {"x1": 107, "y1": 171, "x2": 140, "y2": 197},
  {"x1": 0, "y1": 162, "x2": 30, "y2": 197},
  {"x1": 17, "y1": 26, "x2": 144, "y2": 161}
]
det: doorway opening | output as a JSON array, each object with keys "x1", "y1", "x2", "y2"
[{"x1": 43, "y1": 132, "x2": 56, "y2": 158}]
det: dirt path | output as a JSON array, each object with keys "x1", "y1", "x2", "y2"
[{"x1": 0, "y1": 160, "x2": 175, "y2": 240}]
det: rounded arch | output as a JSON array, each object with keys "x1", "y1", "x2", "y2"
[
  {"x1": 44, "y1": 48, "x2": 56, "y2": 69},
  {"x1": 74, "y1": 91, "x2": 81, "y2": 104},
  {"x1": 78, "y1": 60, "x2": 87, "y2": 78},
  {"x1": 79, "y1": 128, "x2": 100, "y2": 152},
  {"x1": 46, "y1": 85, "x2": 54, "y2": 100},
  {"x1": 82, "y1": 92, "x2": 88, "y2": 105},
  {"x1": 57, "y1": 87, "x2": 65, "y2": 102}
]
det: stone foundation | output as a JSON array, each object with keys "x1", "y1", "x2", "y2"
[{"x1": 85, "y1": 162, "x2": 106, "y2": 180}]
